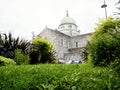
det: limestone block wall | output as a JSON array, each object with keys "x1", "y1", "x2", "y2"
[
  {"x1": 39, "y1": 28, "x2": 92, "y2": 62},
  {"x1": 39, "y1": 28, "x2": 71, "y2": 60},
  {"x1": 64, "y1": 48, "x2": 82, "y2": 62},
  {"x1": 70, "y1": 33, "x2": 91, "y2": 48},
  {"x1": 64, "y1": 33, "x2": 92, "y2": 62}
]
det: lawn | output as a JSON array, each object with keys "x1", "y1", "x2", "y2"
[{"x1": 0, "y1": 64, "x2": 119, "y2": 90}]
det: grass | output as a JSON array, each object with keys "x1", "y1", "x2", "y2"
[{"x1": 0, "y1": 63, "x2": 119, "y2": 90}]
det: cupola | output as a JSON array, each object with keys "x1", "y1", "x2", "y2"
[{"x1": 58, "y1": 11, "x2": 80, "y2": 37}]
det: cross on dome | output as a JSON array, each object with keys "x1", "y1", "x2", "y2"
[{"x1": 66, "y1": 10, "x2": 69, "y2": 17}]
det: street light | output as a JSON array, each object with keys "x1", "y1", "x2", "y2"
[{"x1": 101, "y1": 0, "x2": 107, "y2": 19}]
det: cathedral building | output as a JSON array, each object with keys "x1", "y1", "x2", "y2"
[{"x1": 38, "y1": 11, "x2": 92, "y2": 63}]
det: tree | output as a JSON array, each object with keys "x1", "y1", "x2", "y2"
[
  {"x1": 30, "y1": 36, "x2": 56, "y2": 64},
  {"x1": 88, "y1": 17, "x2": 120, "y2": 66}
]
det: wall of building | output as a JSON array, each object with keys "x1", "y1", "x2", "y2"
[
  {"x1": 71, "y1": 34, "x2": 89, "y2": 48},
  {"x1": 39, "y1": 28, "x2": 71, "y2": 60},
  {"x1": 63, "y1": 33, "x2": 91, "y2": 62},
  {"x1": 39, "y1": 28, "x2": 92, "y2": 63}
]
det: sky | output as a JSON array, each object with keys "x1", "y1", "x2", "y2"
[{"x1": 0, "y1": 0, "x2": 118, "y2": 40}]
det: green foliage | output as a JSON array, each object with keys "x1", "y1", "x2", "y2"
[
  {"x1": 0, "y1": 64, "x2": 119, "y2": 90},
  {"x1": 88, "y1": 34, "x2": 119, "y2": 66},
  {"x1": 88, "y1": 17, "x2": 120, "y2": 66},
  {"x1": 0, "y1": 32, "x2": 30, "y2": 56},
  {"x1": 30, "y1": 37, "x2": 56, "y2": 64},
  {"x1": 93, "y1": 17, "x2": 120, "y2": 37},
  {"x1": 14, "y1": 49, "x2": 30, "y2": 65},
  {"x1": 0, "y1": 56, "x2": 16, "y2": 66},
  {"x1": 0, "y1": 34, "x2": 2, "y2": 45},
  {"x1": 30, "y1": 50, "x2": 41, "y2": 64},
  {"x1": 110, "y1": 58, "x2": 120, "y2": 75},
  {"x1": 80, "y1": 47, "x2": 88, "y2": 62}
]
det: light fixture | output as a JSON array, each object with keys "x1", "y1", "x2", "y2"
[{"x1": 101, "y1": 0, "x2": 107, "y2": 19}]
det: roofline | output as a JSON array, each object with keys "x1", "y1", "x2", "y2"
[
  {"x1": 71, "y1": 32, "x2": 93, "y2": 37},
  {"x1": 39, "y1": 27, "x2": 71, "y2": 38},
  {"x1": 58, "y1": 23, "x2": 77, "y2": 27}
]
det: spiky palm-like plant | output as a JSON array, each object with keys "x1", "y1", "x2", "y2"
[{"x1": 0, "y1": 33, "x2": 30, "y2": 58}]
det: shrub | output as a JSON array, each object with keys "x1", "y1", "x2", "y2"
[
  {"x1": 88, "y1": 17, "x2": 120, "y2": 66},
  {"x1": 14, "y1": 49, "x2": 30, "y2": 65},
  {"x1": 80, "y1": 47, "x2": 88, "y2": 62},
  {"x1": 110, "y1": 58, "x2": 120, "y2": 75},
  {"x1": 0, "y1": 56, "x2": 16, "y2": 66},
  {"x1": 88, "y1": 34, "x2": 119, "y2": 66},
  {"x1": 0, "y1": 64, "x2": 119, "y2": 89},
  {"x1": 30, "y1": 37, "x2": 56, "y2": 64},
  {"x1": 29, "y1": 50, "x2": 41, "y2": 64}
]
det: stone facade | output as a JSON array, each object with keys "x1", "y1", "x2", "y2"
[
  {"x1": 38, "y1": 28, "x2": 92, "y2": 63},
  {"x1": 38, "y1": 11, "x2": 92, "y2": 63}
]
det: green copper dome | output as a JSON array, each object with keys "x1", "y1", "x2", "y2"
[
  {"x1": 60, "y1": 10, "x2": 76, "y2": 25},
  {"x1": 60, "y1": 17, "x2": 76, "y2": 25},
  {"x1": 58, "y1": 11, "x2": 80, "y2": 37}
]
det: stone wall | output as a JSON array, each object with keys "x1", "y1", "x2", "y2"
[
  {"x1": 39, "y1": 28, "x2": 71, "y2": 60},
  {"x1": 39, "y1": 28, "x2": 92, "y2": 63}
]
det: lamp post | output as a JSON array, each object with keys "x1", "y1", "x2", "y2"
[{"x1": 101, "y1": 0, "x2": 107, "y2": 19}]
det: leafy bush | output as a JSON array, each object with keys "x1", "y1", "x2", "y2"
[
  {"x1": 0, "y1": 56, "x2": 16, "y2": 66},
  {"x1": 110, "y1": 58, "x2": 120, "y2": 75},
  {"x1": 14, "y1": 49, "x2": 30, "y2": 65},
  {"x1": 80, "y1": 47, "x2": 88, "y2": 62},
  {"x1": 0, "y1": 64, "x2": 119, "y2": 90},
  {"x1": 88, "y1": 34, "x2": 119, "y2": 66},
  {"x1": 88, "y1": 17, "x2": 120, "y2": 66},
  {"x1": 30, "y1": 37, "x2": 56, "y2": 64},
  {"x1": 29, "y1": 50, "x2": 41, "y2": 64}
]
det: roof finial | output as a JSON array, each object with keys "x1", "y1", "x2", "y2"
[{"x1": 66, "y1": 10, "x2": 69, "y2": 17}]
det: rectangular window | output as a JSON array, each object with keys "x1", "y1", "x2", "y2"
[
  {"x1": 68, "y1": 41, "x2": 71, "y2": 48},
  {"x1": 61, "y1": 39, "x2": 63, "y2": 46},
  {"x1": 76, "y1": 42, "x2": 78, "y2": 48}
]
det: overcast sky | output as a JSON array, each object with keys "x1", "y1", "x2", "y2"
[{"x1": 0, "y1": 0, "x2": 118, "y2": 39}]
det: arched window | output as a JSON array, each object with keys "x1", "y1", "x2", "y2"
[{"x1": 69, "y1": 25, "x2": 72, "y2": 28}]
